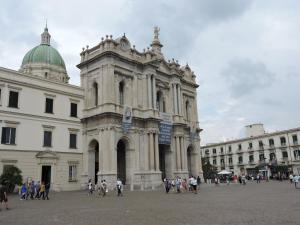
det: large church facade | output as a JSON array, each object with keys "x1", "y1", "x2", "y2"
[{"x1": 0, "y1": 26, "x2": 202, "y2": 191}]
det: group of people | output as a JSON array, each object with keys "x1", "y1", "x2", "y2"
[
  {"x1": 87, "y1": 178, "x2": 123, "y2": 197},
  {"x1": 20, "y1": 181, "x2": 50, "y2": 200},
  {"x1": 163, "y1": 176, "x2": 201, "y2": 194}
]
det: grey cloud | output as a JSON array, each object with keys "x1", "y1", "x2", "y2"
[
  {"x1": 116, "y1": 0, "x2": 253, "y2": 60},
  {"x1": 221, "y1": 58, "x2": 276, "y2": 97}
]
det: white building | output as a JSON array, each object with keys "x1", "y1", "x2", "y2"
[
  {"x1": 201, "y1": 124, "x2": 300, "y2": 177},
  {"x1": 0, "y1": 26, "x2": 202, "y2": 191}
]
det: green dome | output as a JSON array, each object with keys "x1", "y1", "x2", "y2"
[{"x1": 21, "y1": 44, "x2": 66, "y2": 69}]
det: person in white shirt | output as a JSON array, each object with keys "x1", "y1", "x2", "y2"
[
  {"x1": 289, "y1": 174, "x2": 294, "y2": 184},
  {"x1": 116, "y1": 178, "x2": 123, "y2": 196},
  {"x1": 293, "y1": 175, "x2": 299, "y2": 189}
]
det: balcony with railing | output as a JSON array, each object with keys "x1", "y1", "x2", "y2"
[
  {"x1": 238, "y1": 161, "x2": 244, "y2": 166},
  {"x1": 248, "y1": 160, "x2": 256, "y2": 165},
  {"x1": 280, "y1": 142, "x2": 287, "y2": 148},
  {"x1": 269, "y1": 144, "x2": 275, "y2": 149}
]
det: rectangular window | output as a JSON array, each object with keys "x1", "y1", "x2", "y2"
[
  {"x1": 269, "y1": 139, "x2": 274, "y2": 147},
  {"x1": 270, "y1": 153, "x2": 276, "y2": 160},
  {"x1": 249, "y1": 142, "x2": 253, "y2": 149},
  {"x1": 43, "y1": 131, "x2": 52, "y2": 147},
  {"x1": 249, "y1": 155, "x2": 254, "y2": 162},
  {"x1": 293, "y1": 135, "x2": 298, "y2": 144},
  {"x1": 294, "y1": 150, "x2": 300, "y2": 159},
  {"x1": 280, "y1": 137, "x2": 286, "y2": 146},
  {"x1": 213, "y1": 159, "x2": 216, "y2": 165},
  {"x1": 205, "y1": 149, "x2": 209, "y2": 155},
  {"x1": 213, "y1": 148, "x2": 216, "y2": 154},
  {"x1": 3, "y1": 165, "x2": 13, "y2": 173},
  {"x1": 228, "y1": 146, "x2": 232, "y2": 152},
  {"x1": 0, "y1": 88, "x2": 2, "y2": 105},
  {"x1": 69, "y1": 133, "x2": 77, "y2": 149},
  {"x1": 238, "y1": 156, "x2": 243, "y2": 163},
  {"x1": 282, "y1": 151, "x2": 288, "y2": 158},
  {"x1": 220, "y1": 147, "x2": 223, "y2": 153},
  {"x1": 259, "y1": 154, "x2": 265, "y2": 161},
  {"x1": 229, "y1": 158, "x2": 232, "y2": 164},
  {"x1": 45, "y1": 98, "x2": 53, "y2": 113},
  {"x1": 220, "y1": 158, "x2": 224, "y2": 164},
  {"x1": 69, "y1": 165, "x2": 77, "y2": 181},
  {"x1": 1, "y1": 127, "x2": 16, "y2": 145},
  {"x1": 259, "y1": 140, "x2": 264, "y2": 149},
  {"x1": 8, "y1": 91, "x2": 19, "y2": 108},
  {"x1": 70, "y1": 103, "x2": 77, "y2": 117},
  {"x1": 238, "y1": 144, "x2": 242, "y2": 150}
]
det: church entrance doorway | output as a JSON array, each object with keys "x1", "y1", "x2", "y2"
[
  {"x1": 89, "y1": 140, "x2": 99, "y2": 184},
  {"x1": 159, "y1": 144, "x2": 172, "y2": 180},
  {"x1": 187, "y1": 146, "x2": 193, "y2": 177},
  {"x1": 41, "y1": 165, "x2": 51, "y2": 185},
  {"x1": 117, "y1": 139, "x2": 126, "y2": 184}
]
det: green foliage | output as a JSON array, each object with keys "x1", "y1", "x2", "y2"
[
  {"x1": 201, "y1": 158, "x2": 217, "y2": 179},
  {"x1": 0, "y1": 165, "x2": 23, "y2": 193}
]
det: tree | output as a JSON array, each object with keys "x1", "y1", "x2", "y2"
[
  {"x1": 201, "y1": 158, "x2": 217, "y2": 180},
  {"x1": 0, "y1": 165, "x2": 23, "y2": 193}
]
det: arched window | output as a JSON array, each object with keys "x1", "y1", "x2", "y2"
[
  {"x1": 156, "y1": 91, "x2": 166, "y2": 112},
  {"x1": 93, "y1": 82, "x2": 98, "y2": 106},
  {"x1": 119, "y1": 81, "x2": 124, "y2": 105},
  {"x1": 185, "y1": 100, "x2": 190, "y2": 121}
]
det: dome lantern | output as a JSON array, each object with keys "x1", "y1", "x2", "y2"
[{"x1": 20, "y1": 26, "x2": 69, "y2": 83}]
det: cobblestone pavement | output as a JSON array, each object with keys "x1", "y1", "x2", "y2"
[{"x1": 1, "y1": 181, "x2": 300, "y2": 225}]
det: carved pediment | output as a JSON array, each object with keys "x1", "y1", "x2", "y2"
[
  {"x1": 158, "y1": 60, "x2": 171, "y2": 74},
  {"x1": 35, "y1": 151, "x2": 59, "y2": 159}
]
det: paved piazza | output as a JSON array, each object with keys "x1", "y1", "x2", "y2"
[{"x1": 1, "y1": 181, "x2": 300, "y2": 225}]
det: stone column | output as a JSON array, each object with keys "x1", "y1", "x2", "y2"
[
  {"x1": 176, "y1": 84, "x2": 180, "y2": 115},
  {"x1": 180, "y1": 137, "x2": 186, "y2": 171},
  {"x1": 110, "y1": 128, "x2": 116, "y2": 172},
  {"x1": 178, "y1": 86, "x2": 182, "y2": 115},
  {"x1": 176, "y1": 136, "x2": 181, "y2": 171},
  {"x1": 148, "y1": 75, "x2": 152, "y2": 108},
  {"x1": 152, "y1": 76, "x2": 156, "y2": 110},
  {"x1": 154, "y1": 133, "x2": 160, "y2": 171},
  {"x1": 149, "y1": 132, "x2": 155, "y2": 170},
  {"x1": 144, "y1": 132, "x2": 149, "y2": 171},
  {"x1": 173, "y1": 84, "x2": 178, "y2": 114}
]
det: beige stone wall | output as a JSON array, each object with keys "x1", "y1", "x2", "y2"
[{"x1": 0, "y1": 150, "x2": 83, "y2": 191}]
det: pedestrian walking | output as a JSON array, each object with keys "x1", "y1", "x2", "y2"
[
  {"x1": 164, "y1": 178, "x2": 170, "y2": 193},
  {"x1": 35, "y1": 181, "x2": 41, "y2": 199},
  {"x1": 289, "y1": 174, "x2": 294, "y2": 184},
  {"x1": 293, "y1": 175, "x2": 299, "y2": 189},
  {"x1": 197, "y1": 176, "x2": 201, "y2": 189},
  {"x1": 175, "y1": 177, "x2": 181, "y2": 193},
  {"x1": 191, "y1": 176, "x2": 198, "y2": 194},
  {"x1": 45, "y1": 182, "x2": 50, "y2": 200},
  {"x1": 29, "y1": 181, "x2": 35, "y2": 199},
  {"x1": 88, "y1": 179, "x2": 93, "y2": 195},
  {"x1": 0, "y1": 184, "x2": 9, "y2": 211},
  {"x1": 256, "y1": 174, "x2": 260, "y2": 183},
  {"x1": 242, "y1": 175, "x2": 246, "y2": 185},
  {"x1": 40, "y1": 182, "x2": 45, "y2": 200},
  {"x1": 20, "y1": 183, "x2": 27, "y2": 200},
  {"x1": 100, "y1": 180, "x2": 107, "y2": 197},
  {"x1": 116, "y1": 178, "x2": 123, "y2": 196}
]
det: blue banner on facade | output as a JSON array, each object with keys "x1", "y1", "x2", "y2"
[
  {"x1": 159, "y1": 122, "x2": 172, "y2": 145},
  {"x1": 122, "y1": 106, "x2": 132, "y2": 133}
]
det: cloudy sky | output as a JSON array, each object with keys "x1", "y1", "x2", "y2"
[{"x1": 1, "y1": 0, "x2": 300, "y2": 144}]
